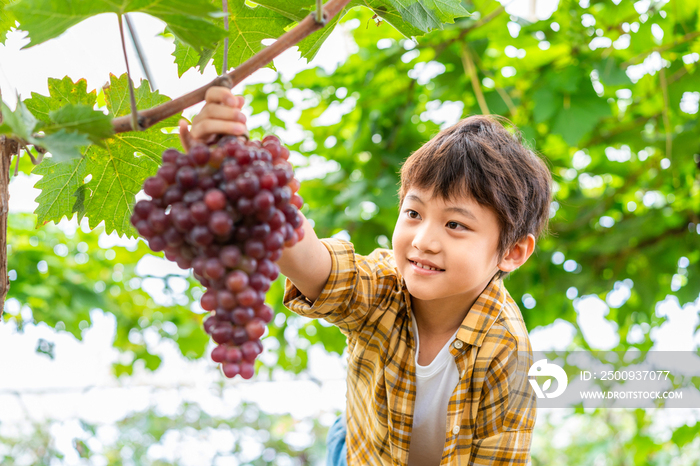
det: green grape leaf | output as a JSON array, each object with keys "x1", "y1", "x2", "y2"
[
  {"x1": 172, "y1": 38, "x2": 215, "y2": 77},
  {"x1": 251, "y1": 0, "x2": 311, "y2": 22},
  {"x1": 24, "y1": 77, "x2": 97, "y2": 124},
  {"x1": 0, "y1": 0, "x2": 17, "y2": 44},
  {"x1": 46, "y1": 104, "x2": 114, "y2": 144},
  {"x1": 8, "y1": 0, "x2": 225, "y2": 51},
  {"x1": 32, "y1": 156, "x2": 87, "y2": 226},
  {"x1": 296, "y1": 7, "x2": 344, "y2": 62},
  {"x1": 80, "y1": 74, "x2": 181, "y2": 237},
  {"x1": 0, "y1": 99, "x2": 38, "y2": 141},
  {"x1": 172, "y1": 0, "x2": 293, "y2": 76},
  {"x1": 384, "y1": 0, "x2": 469, "y2": 33},
  {"x1": 38, "y1": 129, "x2": 92, "y2": 161},
  {"x1": 0, "y1": 99, "x2": 90, "y2": 160}
]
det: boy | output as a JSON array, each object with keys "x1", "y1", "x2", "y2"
[{"x1": 181, "y1": 87, "x2": 552, "y2": 465}]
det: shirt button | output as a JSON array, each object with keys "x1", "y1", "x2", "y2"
[
  {"x1": 452, "y1": 425, "x2": 460, "y2": 435},
  {"x1": 453, "y1": 340, "x2": 463, "y2": 349}
]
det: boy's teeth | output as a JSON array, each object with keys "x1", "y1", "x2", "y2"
[{"x1": 413, "y1": 261, "x2": 439, "y2": 271}]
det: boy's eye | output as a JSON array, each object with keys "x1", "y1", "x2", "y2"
[
  {"x1": 447, "y1": 221, "x2": 465, "y2": 230},
  {"x1": 405, "y1": 209, "x2": 420, "y2": 219}
]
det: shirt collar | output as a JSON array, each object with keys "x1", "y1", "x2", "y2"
[{"x1": 455, "y1": 276, "x2": 506, "y2": 347}]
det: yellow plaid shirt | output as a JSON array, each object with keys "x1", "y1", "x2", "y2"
[{"x1": 284, "y1": 239, "x2": 536, "y2": 466}]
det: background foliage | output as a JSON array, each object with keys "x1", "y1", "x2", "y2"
[{"x1": 2, "y1": 0, "x2": 700, "y2": 464}]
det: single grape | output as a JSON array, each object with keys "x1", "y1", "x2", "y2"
[
  {"x1": 239, "y1": 362, "x2": 255, "y2": 379},
  {"x1": 209, "y1": 146, "x2": 226, "y2": 168},
  {"x1": 172, "y1": 209, "x2": 195, "y2": 231},
  {"x1": 273, "y1": 186, "x2": 292, "y2": 207},
  {"x1": 291, "y1": 193, "x2": 303, "y2": 209},
  {"x1": 268, "y1": 209, "x2": 285, "y2": 230},
  {"x1": 211, "y1": 344, "x2": 227, "y2": 363},
  {"x1": 222, "y1": 362, "x2": 241, "y2": 378},
  {"x1": 232, "y1": 326, "x2": 248, "y2": 345},
  {"x1": 225, "y1": 270, "x2": 249, "y2": 293},
  {"x1": 220, "y1": 245, "x2": 241, "y2": 268},
  {"x1": 209, "y1": 211, "x2": 233, "y2": 236},
  {"x1": 226, "y1": 346, "x2": 242, "y2": 363},
  {"x1": 204, "y1": 316, "x2": 218, "y2": 334},
  {"x1": 264, "y1": 231, "x2": 284, "y2": 251},
  {"x1": 176, "y1": 166, "x2": 198, "y2": 189},
  {"x1": 182, "y1": 188, "x2": 204, "y2": 204},
  {"x1": 223, "y1": 161, "x2": 242, "y2": 182},
  {"x1": 163, "y1": 227, "x2": 184, "y2": 247},
  {"x1": 134, "y1": 200, "x2": 155, "y2": 219},
  {"x1": 204, "y1": 258, "x2": 225, "y2": 280},
  {"x1": 144, "y1": 176, "x2": 167, "y2": 198},
  {"x1": 212, "y1": 322, "x2": 233, "y2": 344},
  {"x1": 190, "y1": 201, "x2": 210, "y2": 224},
  {"x1": 236, "y1": 197, "x2": 255, "y2": 215},
  {"x1": 148, "y1": 209, "x2": 169, "y2": 233},
  {"x1": 253, "y1": 191, "x2": 274, "y2": 211},
  {"x1": 163, "y1": 186, "x2": 184, "y2": 205},
  {"x1": 162, "y1": 148, "x2": 180, "y2": 164},
  {"x1": 245, "y1": 318, "x2": 266, "y2": 340},
  {"x1": 204, "y1": 189, "x2": 227, "y2": 211},
  {"x1": 148, "y1": 236, "x2": 166, "y2": 252},
  {"x1": 236, "y1": 172, "x2": 260, "y2": 198},
  {"x1": 191, "y1": 226, "x2": 214, "y2": 246},
  {"x1": 158, "y1": 164, "x2": 178, "y2": 184},
  {"x1": 244, "y1": 239, "x2": 266, "y2": 260},
  {"x1": 259, "y1": 172, "x2": 278, "y2": 190},
  {"x1": 255, "y1": 304, "x2": 274, "y2": 323},
  {"x1": 237, "y1": 256, "x2": 257, "y2": 274},
  {"x1": 250, "y1": 223, "x2": 271, "y2": 239},
  {"x1": 257, "y1": 259, "x2": 280, "y2": 281},
  {"x1": 201, "y1": 290, "x2": 217, "y2": 311},
  {"x1": 249, "y1": 273, "x2": 271, "y2": 292},
  {"x1": 234, "y1": 225, "x2": 251, "y2": 243},
  {"x1": 236, "y1": 287, "x2": 257, "y2": 307},
  {"x1": 231, "y1": 306, "x2": 254, "y2": 325},
  {"x1": 190, "y1": 143, "x2": 210, "y2": 165},
  {"x1": 217, "y1": 290, "x2": 237, "y2": 310},
  {"x1": 241, "y1": 340, "x2": 262, "y2": 363}
]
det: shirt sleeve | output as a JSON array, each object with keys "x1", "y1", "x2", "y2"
[
  {"x1": 469, "y1": 335, "x2": 536, "y2": 465},
  {"x1": 283, "y1": 238, "x2": 397, "y2": 337}
]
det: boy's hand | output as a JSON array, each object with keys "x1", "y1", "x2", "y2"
[{"x1": 179, "y1": 87, "x2": 248, "y2": 152}]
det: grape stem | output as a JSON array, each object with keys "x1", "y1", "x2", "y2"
[
  {"x1": 0, "y1": 86, "x2": 10, "y2": 316},
  {"x1": 117, "y1": 14, "x2": 142, "y2": 131},
  {"x1": 111, "y1": 0, "x2": 351, "y2": 134},
  {"x1": 222, "y1": 0, "x2": 229, "y2": 75},
  {"x1": 125, "y1": 14, "x2": 157, "y2": 92}
]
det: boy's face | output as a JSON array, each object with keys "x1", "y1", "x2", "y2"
[{"x1": 392, "y1": 187, "x2": 503, "y2": 312}]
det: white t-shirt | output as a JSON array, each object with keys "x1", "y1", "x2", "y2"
[{"x1": 407, "y1": 313, "x2": 460, "y2": 466}]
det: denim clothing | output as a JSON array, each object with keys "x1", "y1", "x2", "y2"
[{"x1": 326, "y1": 414, "x2": 348, "y2": 466}]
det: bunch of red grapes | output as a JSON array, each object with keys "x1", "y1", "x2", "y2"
[{"x1": 130, "y1": 135, "x2": 304, "y2": 379}]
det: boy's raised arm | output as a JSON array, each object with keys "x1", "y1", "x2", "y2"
[{"x1": 277, "y1": 213, "x2": 332, "y2": 303}]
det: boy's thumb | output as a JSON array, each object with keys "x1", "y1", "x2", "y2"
[{"x1": 178, "y1": 119, "x2": 191, "y2": 152}]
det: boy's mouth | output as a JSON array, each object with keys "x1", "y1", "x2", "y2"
[{"x1": 408, "y1": 259, "x2": 444, "y2": 272}]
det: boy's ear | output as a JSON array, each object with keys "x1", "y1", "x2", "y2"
[{"x1": 498, "y1": 234, "x2": 536, "y2": 273}]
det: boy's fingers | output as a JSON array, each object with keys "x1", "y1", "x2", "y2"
[
  {"x1": 194, "y1": 104, "x2": 246, "y2": 124},
  {"x1": 178, "y1": 119, "x2": 192, "y2": 152},
  {"x1": 204, "y1": 86, "x2": 245, "y2": 108},
  {"x1": 189, "y1": 120, "x2": 249, "y2": 141}
]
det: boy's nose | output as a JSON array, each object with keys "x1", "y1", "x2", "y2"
[{"x1": 411, "y1": 225, "x2": 440, "y2": 253}]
